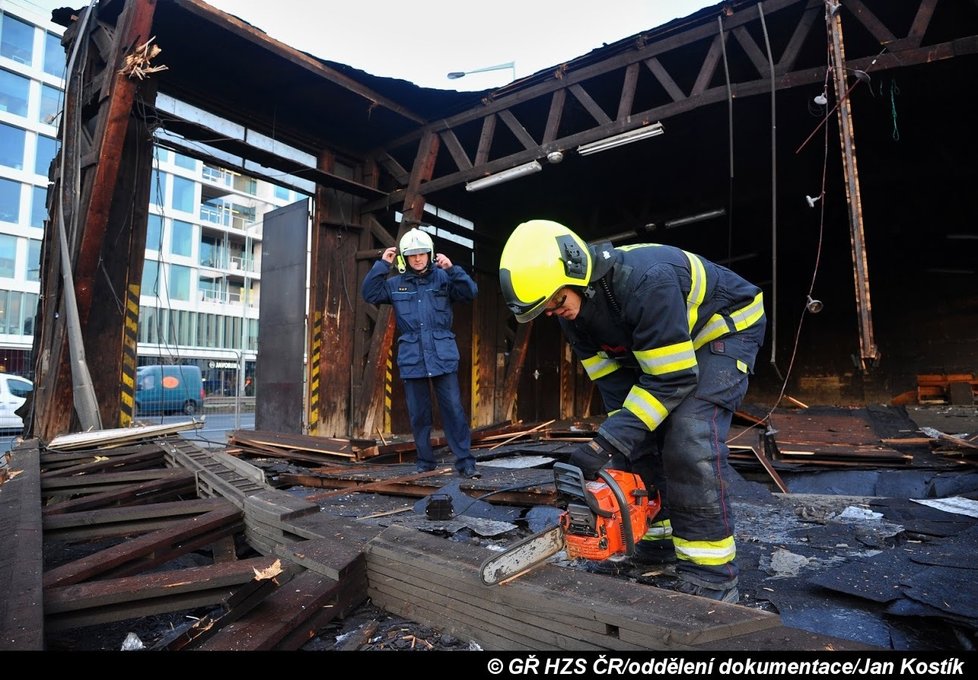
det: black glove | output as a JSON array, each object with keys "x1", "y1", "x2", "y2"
[{"x1": 567, "y1": 437, "x2": 614, "y2": 480}]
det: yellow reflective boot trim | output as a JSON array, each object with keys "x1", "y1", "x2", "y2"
[
  {"x1": 623, "y1": 385, "x2": 669, "y2": 431},
  {"x1": 673, "y1": 535, "x2": 737, "y2": 566},
  {"x1": 634, "y1": 340, "x2": 696, "y2": 376},
  {"x1": 581, "y1": 353, "x2": 620, "y2": 380},
  {"x1": 642, "y1": 518, "x2": 673, "y2": 541}
]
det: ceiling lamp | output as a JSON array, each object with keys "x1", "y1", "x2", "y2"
[{"x1": 577, "y1": 123, "x2": 665, "y2": 156}]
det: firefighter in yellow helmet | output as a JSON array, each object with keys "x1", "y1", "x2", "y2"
[{"x1": 499, "y1": 219, "x2": 766, "y2": 604}]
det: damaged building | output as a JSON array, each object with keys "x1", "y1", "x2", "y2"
[{"x1": 2, "y1": 0, "x2": 978, "y2": 652}]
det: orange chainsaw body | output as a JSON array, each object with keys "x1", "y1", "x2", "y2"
[{"x1": 559, "y1": 468, "x2": 661, "y2": 561}]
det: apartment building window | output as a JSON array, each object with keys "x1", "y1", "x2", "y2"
[
  {"x1": 170, "y1": 219, "x2": 193, "y2": 257},
  {"x1": 43, "y1": 31, "x2": 63, "y2": 77},
  {"x1": 200, "y1": 235, "x2": 219, "y2": 267},
  {"x1": 146, "y1": 214, "x2": 163, "y2": 251},
  {"x1": 0, "y1": 234, "x2": 16, "y2": 277},
  {"x1": 141, "y1": 259, "x2": 160, "y2": 296},
  {"x1": 274, "y1": 185, "x2": 291, "y2": 201},
  {"x1": 0, "y1": 68, "x2": 29, "y2": 116},
  {"x1": 0, "y1": 13, "x2": 34, "y2": 66},
  {"x1": 196, "y1": 312, "x2": 214, "y2": 347},
  {"x1": 138, "y1": 305, "x2": 159, "y2": 343},
  {"x1": 199, "y1": 278, "x2": 220, "y2": 302},
  {"x1": 151, "y1": 168, "x2": 167, "y2": 207},
  {"x1": 171, "y1": 175, "x2": 195, "y2": 213},
  {"x1": 34, "y1": 134, "x2": 58, "y2": 175},
  {"x1": 173, "y1": 152, "x2": 196, "y2": 170},
  {"x1": 39, "y1": 84, "x2": 60, "y2": 126},
  {"x1": 30, "y1": 186, "x2": 46, "y2": 227},
  {"x1": 168, "y1": 263, "x2": 191, "y2": 301},
  {"x1": 0, "y1": 122, "x2": 25, "y2": 169},
  {"x1": 0, "y1": 288, "x2": 22, "y2": 334},
  {"x1": 27, "y1": 238, "x2": 40, "y2": 281},
  {"x1": 0, "y1": 177, "x2": 20, "y2": 223}
]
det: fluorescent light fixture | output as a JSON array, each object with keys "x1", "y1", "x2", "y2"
[
  {"x1": 577, "y1": 122, "x2": 665, "y2": 156},
  {"x1": 664, "y1": 208, "x2": 726, "y2": 229},
  {"x1": 465, "y1": 160, "x2": 542, "y2": 192}
]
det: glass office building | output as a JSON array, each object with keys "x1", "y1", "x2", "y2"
[{"x1": 0, "y1": 2, "x2": 303, "y2": 396}]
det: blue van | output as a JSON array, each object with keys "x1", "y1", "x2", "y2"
[{"x1": 135, "y1": 365, "x2": 204, "y2": 416}]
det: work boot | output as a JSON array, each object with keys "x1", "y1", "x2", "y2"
[
  {"x1": 673, "y1": 579, "x2": 740, "y2": 604},
  {"x1": 631, "y1": 538, "x2": 677, "y2": 564},
  {"x1": 458, "y1": 462, "x2": 481, "y2": 479},
  {"x1": 415, "y1": 462, "x2": 437, "y2": 474}
]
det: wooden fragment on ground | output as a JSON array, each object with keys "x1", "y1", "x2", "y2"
[
  {"x1": 42, "y1": 497, "x2": 228, "y2": 541},
  {"x1": 748, "y1": 445, "x2": 789, "y2": 494},
  {"x1": 43, "y1": 555, "x2": 282, "y2": 632},
  {"x1": 43, "y1": 502, "x2": 243, "y2": 588},
  {"x1": 40, "y1": 468, "x2": 198, "y2": 515},
  {"x1": 335, "y1": 619, "x2": 379, "y2": 650},
  {"x1": 0, "y1": 443, "x2": 44, "y2": 651},
  {"x1": 303, "y1": 467, "x2": 451, "y2": 502},
  {"x1": 192, "y1": 567, "x2": 368, "y2": 650}
]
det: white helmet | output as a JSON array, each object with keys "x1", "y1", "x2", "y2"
[{"x1": 399, "y1": 228, "x2": 434, "y2": 257}]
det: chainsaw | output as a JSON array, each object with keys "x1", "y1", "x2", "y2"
[{"x1": 480, "y1": 462, "x2": 661, "y2": 585}]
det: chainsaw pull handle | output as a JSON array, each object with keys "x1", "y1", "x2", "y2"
[{"x1": 553, "y1": 462, "x2": 614, "y2": 518}]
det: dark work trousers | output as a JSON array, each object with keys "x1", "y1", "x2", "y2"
[
  {"x1": 402, "y1": 372, "x2": 474, "y2": 474},
  {"x1": 612, "y1": 325, "x2": 764, "y2": 591}
]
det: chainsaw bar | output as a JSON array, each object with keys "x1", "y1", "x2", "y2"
[{"x1": 479, "y1": 525, "x2": 566, "y2": 586}]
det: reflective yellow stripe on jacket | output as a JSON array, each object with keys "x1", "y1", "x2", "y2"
[
  {"x1": 692, "y1": 291, "x2": 765, "y2": 349},
  {"x1": 581, "y1": 353, "x2": 619, "y2": 380},
  {"x1": 623, "y1": 385, "x2": 670, "y2": 431},
  {"x1": 683, "y1": 250, "x2": 707, "y2": 333},
  {"x1": 633, "y1": 340, "x2": 696, "y2": 376}
]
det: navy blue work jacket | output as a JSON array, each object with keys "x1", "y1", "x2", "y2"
[{"x1": 361, "y1": 260, "x2": 478, "y2": 379}]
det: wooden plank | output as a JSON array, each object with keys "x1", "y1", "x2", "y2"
[
  {"x1": 44, "y1": 555, "x2": 281, "y2": 614},
  {"x1": 365, "y1": 525, "x2": 781, "y2": 648},
  {"x1": 43, "y1": 503, "x2": 243, "y2": 588},
  {"x1": 0, "y1": 443, "x2": 44, "y2": 650},
  {"x1": 369, "y1": 560, "x2": 614, "y2": 650},
  {"x1": 40, "y1": 447, "x2": 166, "y2": 478},
  {"x1": 42, "y1": 498, "x2": 228, "y2": 541},
  {"x1": 274, "y1": 537, "x2": 367, "y2": 581},
  {"x1": 41, "y1": 468, "x2": 180, "y2": 492},
  {"x1": 41, "y1": 469, "x2": 197, "y2": 515},
  {"x1": 193, "y1": 568, "x2": 368, "y2": 651}
]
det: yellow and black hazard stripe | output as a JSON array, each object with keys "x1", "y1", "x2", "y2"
[
  {"x1": 118, "y1": 283, "x2": 139, "y2": 427},
  {"x1": 308, "y1": 311, "x2": 322, "y2": 430}
]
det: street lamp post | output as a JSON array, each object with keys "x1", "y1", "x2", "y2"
[{"x1": 447, "y1": 61, "x2": 516, "y2": 84}]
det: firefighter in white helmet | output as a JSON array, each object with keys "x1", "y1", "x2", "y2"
[
  {"x1": 362, "y1": 228, "x2": 480, "y2": 478},
  {"x1": 499, "y1": 219, "x2": 766, "y2": 603}
]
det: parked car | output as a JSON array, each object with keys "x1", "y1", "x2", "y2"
[
  {"x1": 0, "y1": 372, "x2": 33, "y2": 431},
  {"x1": 135, "y1": 365, "x2": 204, "y2": 415}
]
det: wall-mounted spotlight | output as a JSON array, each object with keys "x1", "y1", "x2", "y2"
[
  {"x1": 805, "y1": 193, "x2": 822, "y2": 208},
  {"x1": 806, "y1": 295, "x2": 824, "y2": 314},
  {"x1": 465, "y1": 160, "x2": 542, "y2": 192},
  {"x1": 577, "y1": 123, "x2": 665, "y2": 156}
]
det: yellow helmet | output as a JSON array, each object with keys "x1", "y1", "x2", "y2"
[{"x1": 499, "y1": 220, "x2": 591, "y2": 323}]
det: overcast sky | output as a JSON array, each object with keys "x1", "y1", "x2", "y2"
[{"x1": 14, "y1": 0, "x2": 714, "y2": 90}]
